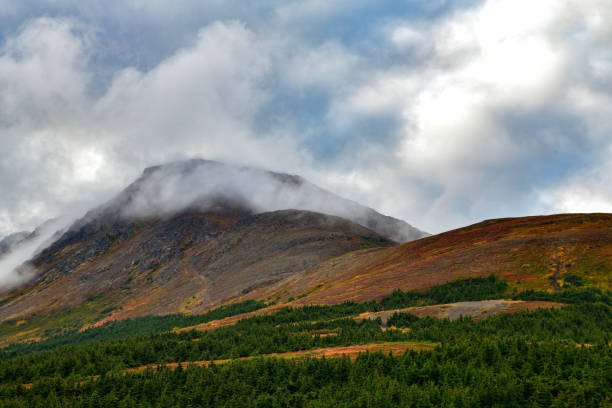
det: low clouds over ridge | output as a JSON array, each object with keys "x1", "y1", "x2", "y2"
[{"x1": 1, "y1": 0, "x2": 612, "y2": 237}]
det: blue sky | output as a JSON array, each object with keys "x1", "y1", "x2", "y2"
[{"x1": 1, "y1": 0, "x2": 612, "y2": 236}]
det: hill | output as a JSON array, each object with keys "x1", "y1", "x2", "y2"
[{"x1": 242, "y1": 213, "x2": 612, "y2": 305}]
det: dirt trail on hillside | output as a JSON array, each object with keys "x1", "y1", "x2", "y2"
[
  {"x1": 21, "y1": 341, "x2": 435, "y2": 390},
  {"x1": 124, "y1": 341, "x2": 436, "y2": 373}
]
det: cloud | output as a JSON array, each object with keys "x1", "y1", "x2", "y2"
[
  {"x1": 0, "y1": 0, "x2": 612, "y2": 240},
  {"x1": 281, "y1": 42, "x2": 360, "y2": 89},
  {"x1": 0, "y1": 18, "x2": 98, "y2": 236},
  {"x1": 83, "y1": 159, "x2": 425, "y2": 243},
  {"x1": 0, "y1": 17, "x2": 310, "y2": 237},
  {"x1": 540, "y1": 145, "x2": 612, "y2": 214},
  {"x1": 322, "y1": 0, "x2": 612, "y2": 231},
  {"x1": 93, "y1": 20, "x2": 286, "y2": 164},
  {"x1": 0, "y1": 217, "x2": 69, "y2": 290}
]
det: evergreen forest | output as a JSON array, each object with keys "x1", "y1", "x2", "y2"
[{"x1": 0, "y1": 277, "x2": 610, "y2": 407}]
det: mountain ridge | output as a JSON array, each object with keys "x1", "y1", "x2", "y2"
[{"x1": 0, "y1": 158, "x2": 427, "y2": 305}]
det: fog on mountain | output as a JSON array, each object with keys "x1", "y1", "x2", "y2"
[{"x1": 0, "y1": 159, "x2": 426, "y2": 291}]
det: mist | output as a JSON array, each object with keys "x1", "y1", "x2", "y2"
[
  {"x1": 0, "y1": 218, "x2": 70, "y2": 291},
  {"x1": 90, "y1": 159, "x2": 426, "y2": 242},
  {"x1": 1, "y1": 159, "x2": 425, "y2": 291}
]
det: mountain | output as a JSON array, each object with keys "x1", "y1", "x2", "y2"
[
  {"x1": 245, "y1": 213, "x2": 612, "y2": 305},
  {"x1": 3, "y1": 159, "x2": 610, "y2": 336},
  {"x1": 0, "y1": 232, "x2": 30, "y2": 258},
  {"x1": 0, "y1": 209, "x2": 392, "y2": 323},
  {"x1": 0, "y1": 219, "x2": 70, "y2": 290},
  {"x1": 76, "y1": 159, "x2": 427, "y2": 243},
  {"x1": 0, "y1": 218, "x2": 70, "y2": 260},
  {"x1": 0, "y1": 159, "x2": 423, "y2": 322}
]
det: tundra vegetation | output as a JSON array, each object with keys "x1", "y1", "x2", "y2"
[{"x1": 0, "y1": 277, "x2": 610, "y2": 407}]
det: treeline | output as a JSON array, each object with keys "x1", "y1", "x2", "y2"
[
  {"x1": 5, "y1": 275, "x2": 502, "y2": 355},
  {"x1": 1, "y1": 340, "x2": 610, "y2": 407},
  {"x1": 2, "y1": 301, "x2": 379, "y2": 359},
  {"x1": 5, "y1": 276, "x2": 612, "y2": 358},
  {"x1": 380, "y1": 275, "x2": 612, "y2": 309},
  {"x1": 380, "y1": 275, "x2": 508, "y2": 309},
  {"x1": 1, "y1": 303, "x2": 610, "y2": 386},
  {"x1": 512, "y1": 287, "x2": 612, "y2": 305},
  {"x1": 0, "y1": 318, "x2": 402, "y2": 384},
  {"x1": 389, "y1": 303, "x2": 612, "y2": 344},
  {"x1": 0, "y1": 275, "x2": 611, "y2": 406}
]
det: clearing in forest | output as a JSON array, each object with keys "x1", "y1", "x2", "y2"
[
  {"x1": 21, "y1": 341, "x2": 437, "y2": 389},
  {"x1": 356, "y1": 299, "x2": 565, "y2": 326},
  {"x1": 124, "y1": 341, "x2": 438, "y2": 374}
]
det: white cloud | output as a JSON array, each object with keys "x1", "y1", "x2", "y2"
[
  {"x1": 282, "y1": 42, "x2": 360, "y2": 88},
  {"x1": 0, "y1": 18, "x2": 90, "y2": 121},
  {"x1": 540, "y1": 145, "x2": 612, "y2": 214},
  {"x1": 390, "y1": 26, "x2": 423, "y2": 49},
  {"x1": 0, "y1": 17, "x2": 311, "y2": 236},
  {"x1": 93, "y1": 20, "x2": 284, "y2": 165},
  {"x1": 322, "y1": 0, "x2": 612, "y2": 232},
  {"x1": 0, "y1": 217, "x2": 69, "y2": 290},
  {"x1": 2, "y1": 0, "x2": 612, "y2": 239}
]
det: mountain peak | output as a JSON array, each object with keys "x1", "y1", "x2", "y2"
[
  {"x1": 78, "y1": 159, "x2": 427, "y2": 243},
  {"x1": 0, "y1": 159, "x2": 427, "y2": 320}
]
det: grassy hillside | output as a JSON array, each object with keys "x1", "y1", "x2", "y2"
[{"x1": 248, "y1": 213, "x2": 612, "y2": 305}]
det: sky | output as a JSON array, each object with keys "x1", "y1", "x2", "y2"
[{"x1": 0, "y1": 0, "x2": 611, "y2": 237}]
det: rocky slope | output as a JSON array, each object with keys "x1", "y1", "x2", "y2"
[
  {"x1": 0, "y1": 207, "x2": 392, "y2": 322},
  {"x1": 7, "y1": 160, "x2": 610, "y2": 332},
  {"x1": 0, "y1": 159, "x2": 429, "y2": 322}
]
